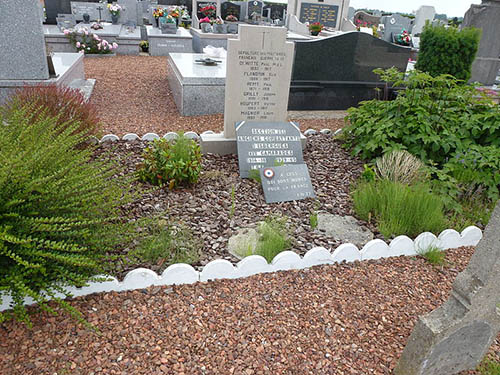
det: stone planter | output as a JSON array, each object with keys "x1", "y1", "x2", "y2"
[
  {"x1": 213, "y1": 24, "x2": 227, "y2": 34},
  {"x1": 226, "y1": 22, "x2": 238, "y2": 34},
  {"x1": 200, "y1": 23, "x2": 212, "y2": 33},
  {"x1": 161, "y1": 23, "x2": 178, "y2": 34},
  {"x1": 111, "y1": 14, "x2": 119, "y2": 24}
]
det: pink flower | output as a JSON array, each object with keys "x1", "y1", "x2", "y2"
[
  {"x1": 84, "y1": 30, "x2": 89, "y2": 36},
  {"x1": 63, "y1": 29, "x2": 70, "y2": 35},
  {"x1": 112, "y1": 42, "x2": 118, "y2": 49},
  {"x1": 76, "y1": 41, "x2": 81, "y2": 47},
  {"x1": 82, "y1": 44, "x2": 86, "y2": 48},
  {"x1": 93, "y1": 34, "x2": 100, "y2": 40},
  {"x1": 97, "y1": 44, "x2": 101, "y2": 50}
]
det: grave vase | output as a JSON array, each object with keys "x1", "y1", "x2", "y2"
[
  {"x1": 226, "y1": 22, "x2": 238, "y2": 34},
  {"x1": 111, "y1": 14, "x2": 119, "y2": 24},
  {"x1": 213, "y1": 24, "x2": 227, "y2": 34},
  {"x1": 201, "y1": 23, "x2": 212, "y2": 33}
]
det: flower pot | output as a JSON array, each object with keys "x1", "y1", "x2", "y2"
[
  {"x1": 310, "y1": 31, "x2": 319, "y2": 36},
  {"x1": 111, "y1": 14, "x2": 119, "y2": 24},
  {"x1": 226, "y1": 22, "x2": 238, "y2": 34},
  {"x1": 200, "y1": 23, "x2": 212, "y2": 33},
  {"x1": 155, "y1": 17, "x2": 159, "y2": 27},
  {"x1": 213, "y1": 24, "x2": 227, "y2": 34}
]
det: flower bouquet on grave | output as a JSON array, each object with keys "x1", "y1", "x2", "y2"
[
  {"x1": 225, "y1": 14, "x2": 238, "y2": 22},
  {"x1": 65, "y1": 27, "x2": 118, "y2": 54},
  {"x1": 107, "y1": 4, "x2": 122, "y2": 24},
  {"x1": 91, "y1": 22, "x2": 103, "y2": 30},
  {"x1": 213, "y1": 17, "x2": 227, "y2": 34},
  {"x1": 199, "y1": 17, "x2": 213, "y2": 33},
  {"x1": 395, "y1": 30, "x2": 412, "y2": 46},
  {"x1": 153, "y1": 8, "x2": 165, "y2": 27},
  {"x1": 308, "y1": 22, "x2": 323, "y2": 36},
  {"x1": 160, "y1": 15, "x2": 178, "y2": 34},
  {"x1": 201, "y1": 5, "x2": 216, "y2": 18}
]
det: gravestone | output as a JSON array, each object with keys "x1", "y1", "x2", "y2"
[
  {"x1": 395, "y1": 201, "x2": 500, "y2": 374},
  {"x1": 260, "y1": 164, "x2": 315, "y2": 203},
  {"x1": 462, "y1": 0, "x2": 500, "y2": 85},
  {"x1": 221, "y1": 1, "x2": 241, "y2": 20},
  {"x1": 287, "y1": 0, "x2": 349, "y2": 30},
  {"x1": 223, "y1": 25, "x2": 294, "y2": 139},
  {"x1": 71, "y1": 1, "x2": 111, "y2": 21},
  {"x1": 247, "y1": 0, "x2": 263, "y2": 18},
  {"x1": 353, "y1": 10, "x2": 381, "y2": 28},
  {"x1": 195, "y1": 0, "x2": 218, "y2": 20},
  {"x1": 412, "y1": 5, "x2": 435, "y2": 36},
  {"x1": 118, "y1": 0, "x2": 143, "y2": 25},
  {"x1": 263, "y1": 4, "x2": 286, "y2": 20},
  {"x1": 236, "y1": 121, "x2": 303, "y2": 178},
  {"x1": 0, "y1": 0, "x2": 49, "y2": 80},
  {"x1": 56, "y1": 13, "x2": 77, "y2": 29},
  {"x1": 382, "y1": 13, "x2": 412, "y2": 42}
]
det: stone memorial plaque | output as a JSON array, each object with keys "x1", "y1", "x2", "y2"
[
  {"x1": 260, "y1": 164, "x2": 315, "y2": 204},
  {"x1": 57, "y1": 14, "x2": 77, "y2": 28},
  {"x1": 247, "y1": 0, "x2": 263, "y2": 17},
  {"x1": 221, "y1": 1, "x2": 241, "y2": 20},
  {"x1": 236, "y1": 121, "x2": 303, "y2": 178},
  {"x1": 71, "y1": 2, "x2": 110, "y2": 22},
  {"x1": 224, "y1": 25, "x2": 295, "y2": 139},
  {"x1": 299, "y1": 3, "x2": 339, "y2": 28}
]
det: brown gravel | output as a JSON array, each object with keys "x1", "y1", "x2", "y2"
[
  {"x1": 84, "y1": 56, "x2": 345, "y2": 136},
  {"x1": 1, "y1": 246, "x2": 498, "y2": 374},
  {"x1": 95, "y1": 134, "x2": 369, "y2": 277}
]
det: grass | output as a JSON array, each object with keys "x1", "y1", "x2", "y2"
[
  {"x1": 352, "y1": 179, "x2": 447, "y2": 238},
  {"x1": 477, "y1": 358, "x2": 500, "y2": 375},
  {"x1": 254, "y1": 215, "x2": 292, "y2": 262},
  {"x1": 310, "y1": 212, "x2": 318, "y2": 229},
  {"x1": 447, "y1": 197, "x2": 495, "y2": 231},
  {"x1": 417, "y1": 245, "x2": 446, "y2": 266},
  {"x1": 132, "y1": 218, "x2": 201, "y2": 266},
  {"x1": 230, "y1": 184, "x2": 236, "y2": 219}
]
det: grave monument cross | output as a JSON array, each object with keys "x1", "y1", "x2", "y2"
[
  {"x1": 395, "y1": 201, "x2": 500, "y2": 374},
  {"x1": 223, "y1": 25, "x2": 294, "y2": 139}
]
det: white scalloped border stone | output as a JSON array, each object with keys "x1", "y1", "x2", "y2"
[
  {"x1": 97, "y1": 132, "x2": 204, "y2": 143},
  {"x1": 0, "y1": 225, "x2": 483, "y2": 311}
]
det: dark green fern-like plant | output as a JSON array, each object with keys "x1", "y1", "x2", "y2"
[{"x1": 0, "y1": 104, "x2": 131, "y2": 326}]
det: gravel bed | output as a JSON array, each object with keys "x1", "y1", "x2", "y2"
[
  {"x1": 95, "y1": 134, "x2": 369, "y2": 278},
  {"x1": 84, "y1": 56, "x2": 345, "y2": 137},
  {"x1": 1, "y1": 246, "x2": 498, "y2": 374}
]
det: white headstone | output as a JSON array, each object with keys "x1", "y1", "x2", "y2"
[
  {"x1": 412, "y1": 5, "x2": 435, "y2": 36},
  {"x1": 223, "y1": 25, "x2": 295, "y2": 139}
]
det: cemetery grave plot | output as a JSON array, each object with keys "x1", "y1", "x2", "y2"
[
  {"x1": 93, "y1": 134, "x2": 368, "y2": 278},
  {"x1": 83, "y1": 55, "x2": 346, "y2": 136},
  {"x1": 1, "y1": 245, "x2": 498, "y2": 375}
]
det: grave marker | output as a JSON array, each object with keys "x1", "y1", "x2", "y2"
[
  {"x1": 260, "y1": 164, "x2": 315, "y2": 203},
  {"x1": 235, "y1": 121, "x2": 303, "y2": 178},
  {"x1": 224, "y1": 25, "x2": 294, "y2": 139},
  {"x1": 221, "y1": 1, "x2": 241, "y2": 20},
  {"x1": 70, "y1": 1, "x2": 111, "y2": 22},
  {"x1": 412, "y1": 5, "x2": 435, "y2": 36},
  {"x1": 299, "y1": 3, "x2": 339, "y2": 28},
  {"x1": 247, "y1": 0, "x2": 263, "y2": 18}
]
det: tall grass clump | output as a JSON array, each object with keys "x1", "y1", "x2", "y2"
[
  {"x1": 254, "y1": 215, "x2": 292, "y2": 262},
  {"x1": 353, "y1": 180, "x2": 446, "y2": 238},
  {"x1": 0, "y1": 103, "x2": 131, "y2": 326}
]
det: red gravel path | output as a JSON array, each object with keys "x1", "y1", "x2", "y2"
[
  {"x1": 1, "y1": 247, "x2": 498, "y2": 374},
  {"x1": 84, "y1": 56, "x2": 345, "y2": 137}
]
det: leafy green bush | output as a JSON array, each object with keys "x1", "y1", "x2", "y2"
[
  {"x1": 133, "y1": 219, "x2": 200, "y2": 266},
  {"x1": 352, "y1": 180, "x2": 447, "y2": 238},
  {"x1": 0, "y1": 104, "x2": 131, "y2": 326},
  {"x1": 416, "y1": 24, "x2": 481, "y2": 81},
  {"x1": 5, "y1": 85, "x2": 100, "y2": 136},
  {"x1": 137, "y1": 135, "x2": 202, "y2": 189}
]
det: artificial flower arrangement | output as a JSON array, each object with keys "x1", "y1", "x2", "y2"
[
  {"x1": 225, "y1": 14, "x2": 238, "y2": 22},
  {"x1": 395, "y1": 29, "x2": 412, "y2": 46},
  {"x1": 308, "y1": 22, "x2": 323, "y2": 35},
  {"x1": 64, "y1": 27, "x2": 118, "y2": 54},
  {"x1": 107, "y1": 3, "x2": 122, "y2": 16},
  {"x1": 200, "y1": 5, "x2": 216, "y2": 17},
  {"x1": 153, "y1": 8, "x2": 165, "y2": 19},
  {"x1": 167, "y1": 6, "x2": 180, "y2": 19},
  {"x1": 215, "y1": 17, "x2": 223, "y2": 25},
  {"x1": 91, "y1": 22, "x2": 103, "y2": 30},
  {"x1": 165, "y1": 15, "x2": 176, "y2": 24},
  {"x1": 199, "y1": 16, "x2": 211, "y2": 24},
  {"x1": 355, "y1": 19, "x2": 369, "y2": 31}
]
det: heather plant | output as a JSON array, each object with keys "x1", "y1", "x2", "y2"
[
  {"x1": 0, "y1": 104, "x2": 132, "y2": 326},
  {"x1": 5, "y1": 85, "x2": 100, "y2": 136},
  {"x1": 416, "y1": 24, "x2": 481, "y2": 81},
  {"x1": 138, "y1": 134, "x2": 202, "y2": 189}
]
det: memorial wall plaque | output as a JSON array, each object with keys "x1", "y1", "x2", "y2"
[
  {"x1": 260, "y1": 164, "x2": 315, "y2": 203},
  {"x1": 247, "y1": 0, "x2": 263, "y2": 17},
  {"x1": 236, "y1": 121, "x2": 303, "y2": 178},
  {"x1": 221, "y1": 1, "x2": 241, "y2": 20},
  {"x1": 299, "y1": 3, "x2": 339, "y2": 28}
]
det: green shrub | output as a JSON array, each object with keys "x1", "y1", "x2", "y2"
[
  {"x1": 4, "y1": 85, "x2": 100, "y2": 136},
  {"x1": 416, "y1": 24, "x2": 481, "y2": 81},
  {"x1": 375, "y1": 150, "x2": 425, "y2": 185},
  {"x1": 255, "y1": 215, "x2": 292, "y2": 262},
  {"x1": 0, "y1": 104, "x2": 131, "y2": 326},
  {"x1": 138, "y1": 135, "x2": 202, "y2": 189},
  {"x1": 133, "y1": 219, "x2": 200, "y2": 266},
  {"x1": 352, "y1": 180, "x2": 447, "y2": 238}
]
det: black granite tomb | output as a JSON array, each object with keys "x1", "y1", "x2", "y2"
[
  {"x1": 221, "y1": 1, "x2": 241, "y2": 20},
  {"x1": 263, "y1": 4, "x2": 286, "y2": 20},
  {"x1": 247, "y1": 0, "x2": 263, "y2": 17},
  {"x1": 288, "y1": 32, "x2": 411, "y2": 110}
]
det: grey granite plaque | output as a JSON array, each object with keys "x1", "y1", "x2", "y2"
[
  {"x1": 236, "y1": 121, "x2": 303, "y2": 178},
  {"x1": 247, "y1": 1, "x2": 263, "y2": 17},
  {"x1": 71, "y1": 2, "x2": 110, "y2": 22},
  {"x1": 299, "y1": 3, "x2": 339, "y2": 28},
  {"x1": 260, "y1": 164, "x2": 315, "y2": 204}
]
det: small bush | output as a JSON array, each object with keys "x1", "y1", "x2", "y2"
[
  {"x1": 0, "y1": 104, "x2": 131, "y2": 326},
  {"x1": 352, "y1": 180, "x2": 447, "y2": 238},
  {"x1": 416, "y1": 24, "x2": 481, "y2": 81},
  {"x1": 255, "y1": 215, "x2": 292, "y2": 262},
  {"x1": 417, "y1": 246, "x2": 446, "y2": 266},
  {"x1": 138, "y1": 135, "x2": 202, "y2": 189},
  {"x1": 133, "y1": 219, "x2": 200, "y2": 266},
  {"x1": 5, "y1": 85, "x2": 100, "y2": 136},
  {"x1": 376, "y1": 150, "x2": 425, "y2": 185}
]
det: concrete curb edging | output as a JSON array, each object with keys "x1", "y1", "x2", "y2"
[{"x1": 0, "y1": 226, "x2": 482, "y2": 312}]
